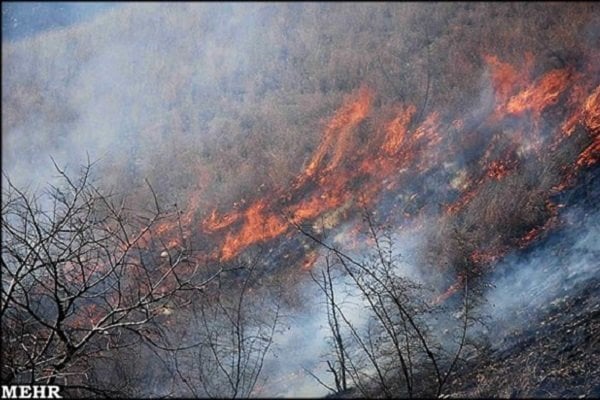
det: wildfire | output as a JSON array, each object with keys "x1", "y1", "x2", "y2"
[
  {"x1": 220, "y1": 200, "x2": 289, "y2": 261},
  {"x1": 433, "y1": 275, "x2": 465, "y2": 306},
  {"x1": 203, "y1": 208, "x2": 240, "y2": 232},
  {"x1": 300, "y1": 86, "x2": 373, "y2": 182},
  {"x1": 576, "y1": 137, "x2": 600, "y2": 168},
  {"x1": 485, "y1": 53, "x2": 534, "y2": 103},
  {"x1": 470, "y1": 249, "x2": 504, "y2": 266},
  {"x1": 583, "y1": 86, "x2": 600, "y2": 135},
  {"x1": 505, "y1": 69, "x2": 571, "y2": 118},
  {"x1": 486, "y1": 160, "x2": 513, "y2": 180},
  {"x1": 383, "y1": 104, "x2": 417, "y2": 155},
  {"x1": 301, "y1": 251, "x2": 319, "y2": 271},
  {"x1": 133, "y1": 52, "x2": 598, "y2": 292}
]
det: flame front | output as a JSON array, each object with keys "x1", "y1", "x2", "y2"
[{"x1": 143, "y1": 53, "x2": 599, "y2": 285}]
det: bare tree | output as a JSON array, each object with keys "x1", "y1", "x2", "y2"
[
  {"x1": 172, "y1": 255, "x2": 282, "y2": 398},
  {"x1": 1, "y1": 159, "x2": 220, "y2": 397},
  {"x1": 309, "y1": 254, "x2": 349, "y2": 394},
  {"x1": 296, "y1": 211, "x2": 474, "y2": 398}
]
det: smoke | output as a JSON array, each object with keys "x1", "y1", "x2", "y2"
[
  {"x1": 2, "y1": 3, "x2": 282, "y2": 195},
  {"x1": 262, "y1": 292, "x2": 333, "y2": 397},
  {"x1": 251, "y1": 233, "x2": 368, "y2": 397},
  {"x1": 257, "y1": 220, "x2": 433, "y2": 396},
  {"x1": 271, "y1": 183, "x2": 599, "y2": 394},
  {"x1": 3, "y1": 3, "x2": 599, "y2": 397},
  {"x1": 477, "y1": 204, "x2": 600, "y2": 347}
]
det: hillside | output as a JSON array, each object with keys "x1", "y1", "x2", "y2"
[
  {"x1": 2, "y1": 3, "x2": 599, "y2": 398},
  {"x1": 447, "y1": 278, "x2": 600, "y2": 398},
  {"x1": 4, "y1": 3, "x2": 598, "y2": 206}
]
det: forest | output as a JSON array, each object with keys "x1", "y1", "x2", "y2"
[{"x1": 2, "y1": 3, "x2": 599, "y2": 398}]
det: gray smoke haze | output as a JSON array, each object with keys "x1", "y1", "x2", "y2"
[
  {"x1": 3, "y1": 3, "x2": 599, "y2": 397},
  {"x1": 257, "y1": 221, "x2": 439, "y2": 396},
  {"x1": 3, "y1": 3, "x2": 300, "y2": 193},
  {"x1": 277, "y1": 204, "x2": 600, "y2": 395},
  {"x1": 477, "y1": 207, "x2": 600, "y2": 346}
]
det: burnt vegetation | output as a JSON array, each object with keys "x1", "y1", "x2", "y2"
[{"x1": 2, "y1": 2, "x2": 600, "y2": 398}]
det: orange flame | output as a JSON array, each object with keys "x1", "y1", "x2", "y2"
[
  {"x1": 505, "y1": 69, "x2": 571, "y2": 118},
  {"x1": 576, "y1": 136, "x2": 600, "y2": 168},
  {"x1": 486, "y1": 160, "x2": 513, "y2": 180},
  {"x1": 383, "y1": 104, "x2": 417, "y2": 154},
  {"x1": 203, "y1": 208, "x2": 241, "y2": 232},
  {"x1": 583, "y1": 85, "x2": 600, "y2": 135},
  {"x1": 219, "y1": 200, "x2": 289, "y2": 260},
  {"x1": 301, "y1": 86, "x2": 373, "y2": 181},
  {"x1": 135, "y1": 54, "x2": 598, "y2": 281},
  {"x1": 433, "y1": 275, "x2": 465, "y2": 305}
]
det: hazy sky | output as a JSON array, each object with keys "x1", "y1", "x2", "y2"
[{"x1": 2, "y1": 2, "x2": 119, "y2": 41}]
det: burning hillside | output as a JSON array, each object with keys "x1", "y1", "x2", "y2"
[
  {"x1": 2, "y1": 3, "x2": 600, "y2": 398},
  {"x1": 144, "y1": 50, "x2": 599, "y2": 298}
]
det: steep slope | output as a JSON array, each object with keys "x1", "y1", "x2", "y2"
[{"x1": 2, "y1": 3, "x2": 599, "y2": 397}]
